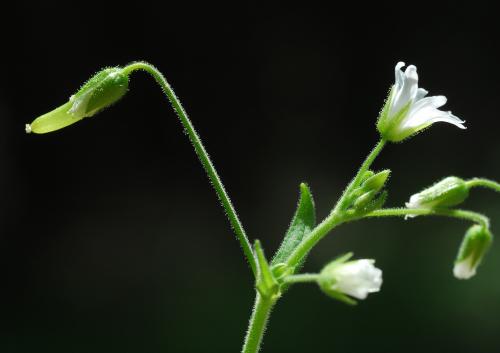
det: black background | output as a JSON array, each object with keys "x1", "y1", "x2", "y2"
[{"x1": 1, "y1": 2, "x2": 500, "y2": 352}]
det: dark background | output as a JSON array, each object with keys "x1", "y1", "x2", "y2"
[{"x1": 1, "y1": 2, "x2": 500, "y2": 352}]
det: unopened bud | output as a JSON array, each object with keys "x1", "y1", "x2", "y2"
[
  {"x1": 406, "y1": 177, "x2": 469, "y2": 210},
  {"x1": 27, "y1": 67, "x2": 129, "y2": 134},
  {"x1": 361, "y1": 169, "x2": 391, "y2": 193},
  {"x1": 353, "y1": 190, "x2": 377, "y2": 209},
  {"x1": 454, "y1": 225, "x2": 492, "y2": 279}
]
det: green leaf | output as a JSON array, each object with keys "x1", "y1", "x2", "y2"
[{"x1": 272, "y1": 183, "x2": 316, "y2": 266}]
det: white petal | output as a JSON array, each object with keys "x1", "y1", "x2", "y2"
[
  {"x1": 402, "y1": 106, "x2": 465, "y2": 131},
  {"x1": 453, "y1": 259, "x2": 476, "y2": 279},
  {"x1": 405, "y1": 194, "x2": 422, "y2": 209},
  {"x1": 416, "y1": 88, "x2": 428, "y2": 101},
  {"x1": 410, "y1": 95, "x2": 447, "y2": 113},
  {"x1": 395, "y1": 62, "x2": 405, "y2": 91},
  {"x1": 333, "y1": 260, "x2": 383, "y2": 300},
  {"x1": 390, "y1": 64, "x2": 419, "y2": 116}
]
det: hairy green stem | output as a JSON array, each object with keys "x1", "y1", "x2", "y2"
[
  {"x1": 334, "y1": 139, "x2": 386, "y2": 213},
  {"x1": 285, "y1": 139, "x2": 386, "y2": 268},
  {"x1": 466, "y1": 178, "x2": 500, "y2": 193},
  {"x1": 122, "y1": 62, "x2": 257, "y2": 276},
  {"x1": 367, "y1": 208, "x2": 490, "y2": 228},
  {"x1": 283, "y1": 273, "x2": 320, "y2": 284},
  {"x1": 241, "y1": 294, "x2": 275, "y2": 353}
]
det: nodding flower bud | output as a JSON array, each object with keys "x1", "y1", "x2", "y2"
[
  {"x1": 26, "y1": 67, "x2": 129, "y2": 134},
  {"x1": 454, "y1": 225, "x2": 492, "y2": 279},
  {"x1": 318, "y1": 253, "x2": 382, "y2": 305},
  {"x1": 406, "y1": 176, "x2": 469, "y2": 210}
]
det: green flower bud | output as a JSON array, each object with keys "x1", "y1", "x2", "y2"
[
  {"x1": 26, "y1": 67, "x2": 129, "y2": 134},
  {"x1": 406, "y1": 177, "x2": 469, "y2": 210},
  {"x1": 454, "y1": 225, "x2": 492, "y2": 279},
  {"x1": 361, "y1": 169, "x2": 391, "y2": 193},
  {"x1": 359, "y1": 170, "x2": 375, "y2": 184},
  {"x1": 353, "y1": 190, "x2": 377, "y2": 209}
]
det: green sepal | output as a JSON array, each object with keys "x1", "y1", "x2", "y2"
[
  {"x1": 27, "y1": 67, "x2": 129, "y2": 134},
  {"x1": 364, "y1": 190, "x2": 388, "y2": 213},
  {"x1": 321, "y1": 289, "x2": 357, "y2": 306},
  {"x1": 411, "y1": 177, "x2": 469, "y2": 209},
  {"x1": 353, "y1": 190, "x2": 377, "y2": 209},
  {"x1": 318, "y1": 252, "x2": 357, "y2": 305},
  {"x1": 255, "y1": 240, "x2": 280, "y2": 300},
  {"x1": 70, "y1": 67, "x2": 129, "y2": 117},
  {"x1": 379, "y1": 100, "x2": 412, "y2": 142},
  {"x1": 271, "y1": 183, "x2": 316, "y2": 266},
  {"x1": 455, "y1": 225, "x2": 492, "y2": 267},
  {"x1": 359, "y1": 170, "x2": 375, "y2": 184},
  {"x1": 376, "y1": 86, "x2": 394, "y2": 134},
  {"x1": 322, "y1": 252, "x2": 353, "y2": 268}
]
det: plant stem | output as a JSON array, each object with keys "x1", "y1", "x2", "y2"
[
  {"x1": 285, "y1": 139, "x2": 387, "y2": 268},
  {"x1": 122, "y1": 62, "x2": 257, "y2": 277},
  {"x1": 282, "y1": 273, "x2": 320, "y2": 284},
  {"x1": 466, "y1": 178, "x2": 500, "y2": 193},
  {"x1": 334, "y1": 139, "x2": 386, "y2": 213},
  {"x1": 241, "y1": 294, "x2": 275, "y2": 353},
  {"x1": 367, "y1": 208, "x2": 490, "y2": 228}
]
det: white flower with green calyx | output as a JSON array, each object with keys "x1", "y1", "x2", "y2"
[
  {"x1": 377, "y1": 61, "x2": 466, "y2": 142},
  {"x1": 26, "y1": 67, "x2": 129, "y2": 134},
  {"x1": 406, "y1": 176, "x2": 469, "y2": 211},
  {"x1": 318, "y1": 253, "x2": 382, "y2": 305},
  {"x1": 454, "y1": 225, "x2": 492, "y2": 279}
]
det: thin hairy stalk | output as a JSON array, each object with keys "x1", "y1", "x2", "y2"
[
  {"x1": 466, "y1": 178, "x2": 500, "y2": 193},
  {"x1": 241, "y1": 294, "x2": 276, "y2": 353},
  {"x1": 334, "y1": 139, "x2": 386, "y2": 213},
  {"x1": 285, "y1": 139, "x2": 387, "y2": 268},
  {"x1": 367, "y1": 208, "x2": 490, "y2": 228},
  {"x1": 122, "y1": 62, "x2": 257, "y2": 276},
  {"x1": 282, "y1": 273, "x2": 319, "y2": 284}
]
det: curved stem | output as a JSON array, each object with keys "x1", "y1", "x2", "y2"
[
  {"x1": 241, "y1": 294, "x2": 275, "y2": 353},
  {"x1": 122, "y1": 62, "x2": 257, "y2": 277},
  {"x1": 466, "y1": 178, "x2": 500, "y2": 193},
  {"x1": 367, "y1": 208, "x2": 490, "y2": 228}
]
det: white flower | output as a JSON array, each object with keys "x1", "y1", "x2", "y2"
[
  {"x1": 330, "y1": 259, "x2": 382, "y2": 299},
  {"x1": 377, "y1": 61, "x2": 466, "y2": 142},
  {"x1": 320, "y1": 257, "x2": 382, "y2": 301}
]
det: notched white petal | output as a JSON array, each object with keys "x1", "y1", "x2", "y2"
[{"x1": 395, "y1": 61, "x2": 406, "y2": 89}]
